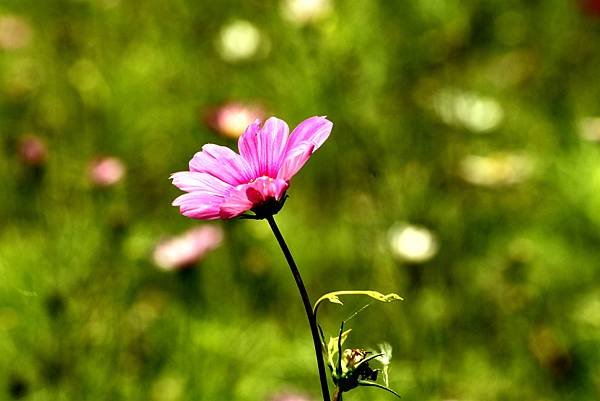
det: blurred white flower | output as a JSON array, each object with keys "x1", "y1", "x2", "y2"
[
  {"x1": 459, "y1": 153, "x2": 533, "y2": 187},
  {"x1": 433, "y1": 89, "x2": 504, "y2": 133},
  {"x1": 153, "y1": 226, "x2": 223, "y2": 271},
  {"x1": 217, "y1": 20, "x2": 263, "y2": 63},
  {"x1": 0, "y1": 15, "x2": 32, "y2": 50},
  {"x1": 578, "y1": 117, "x2": 600, "y2": 142},
  {"x1": 388, "y1": 223, "x2": 438, "y2": 263},
  {"x1": 281, "y1": 0, "x2": 332, "y2": 25},
  {"x1": 205, "y1": 101, "x2": 265, "y2": 139},
  {"x1": 376, "y1": 342, "x2": 393, "y2": 386},
  {"x1": 88, "y1": 156, "x2": 126, "y2": 187}
]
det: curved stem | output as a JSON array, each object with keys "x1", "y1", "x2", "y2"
[{"x1": 266, "y1": 215, "x2": 331, "y2": 401}]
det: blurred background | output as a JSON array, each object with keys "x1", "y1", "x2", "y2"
[{"x1": 2, "y1": 0, "x2": 600, "y2": 400}]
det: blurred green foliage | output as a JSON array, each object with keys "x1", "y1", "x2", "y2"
[{"x1": 2, "y1": 0, "x2": 600, "y2": 400}]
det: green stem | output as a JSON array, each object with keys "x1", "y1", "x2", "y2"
[{"x1": 266, "y1": 215, "x2": 331, "y2": 401}]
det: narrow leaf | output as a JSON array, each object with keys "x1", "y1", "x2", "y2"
[
  {"x1": 358, "y1": 380, "x2": 402, "y2": 398},
  {"x1": 314, "y1": 290, "x2": 404, "y2": 315}
]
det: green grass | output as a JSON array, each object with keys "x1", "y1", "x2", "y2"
[{"x1": 2, "y1": 1, "x2": 600, "y2": 400}]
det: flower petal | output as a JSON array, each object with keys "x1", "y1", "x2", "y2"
[
  {"x1": 238, "y1": 117, "x2": 289, "y2": 177},
  {"x1": 277, "y1": 142, "x2": 315, "y2": 181},
  {"x1": 219, "y1": 188, "x2": 253, "y2": 219},
  {"x1": 237, "y1": 120, "x2": 261, "y2": 177},
  {"x1": 172, "y1": 192, "x2": 224, "y2": 220},
  {"x1": 284, "y1": 116, "x2": 332, "y2": 156},
  {"x1": 189, "y1": 144, "x2": 254, "y2": 185},
  {"x1": 170, "y1": 171, "x2": 232, "y2": 194},
  {"x1": 245, "y1": 177, "x2": 289, "y2": 203},
  {"x1": 260, "y1": 117, "x2": 289, "y2": 176}
]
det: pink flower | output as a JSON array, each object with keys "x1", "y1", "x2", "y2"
[
  {"x1": 268, "y1": 393, "x2": 314, "y2": 401},
  {"x1": 18, "y1": 135, "x2": 47, "y2": 166},
  {"x1": 88, "y1": 156, "x2": 126, "y2": 187},
  {"x1": 153, "y1": 225, "x2": 224, "y2": 271},
  {"x1": 205, "y1": 102, "x2": 265, "y2": 139},
  {"x1": 171, "y1": 116, "x2": 333, "y2": 220}
]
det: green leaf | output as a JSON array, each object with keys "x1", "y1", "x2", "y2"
[
  {"x1": 326, "y1": 328, "x2": 352, "y2": 370},
  {"x1": 358, "y1": 380, "x2": 402, "y2": 398},
  {"x1": 313, "y1": 290, "x2": 404, "y2": 315}
]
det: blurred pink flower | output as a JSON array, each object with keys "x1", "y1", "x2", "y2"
[
  {"x1": 206, "y1": 102, "x2": 265, "y2": 139},
  {"x1": 18, "y1": 135, "x2": 47, "y2": 166},
  {"x1": 171, "y1": 116, "x2": 333, "y2": 220},
  {"x1": 268, "y1": 393, "x2": 313, "y2": 401},
  {"x1": 88, "y1": 156, "x2": 126, "y2": 187},
  {"x1": 153, "y1": 225, "x2": 224, "y2": 271}
]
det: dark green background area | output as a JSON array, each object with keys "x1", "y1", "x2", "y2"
[{"x1": 2, "y1": 1, "x2": 600, "y2": 400}]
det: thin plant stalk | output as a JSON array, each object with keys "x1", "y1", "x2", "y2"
[
  {"x1": 332, "y1": 386, "x2": 342, "y2": 401},
  {"x1": 266, "y1": 215, "x2": 331, "y2": 401}
]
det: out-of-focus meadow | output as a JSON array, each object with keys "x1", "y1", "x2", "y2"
[{"x1": 2, "y1": 0, "x2": 600, "y2": 400}]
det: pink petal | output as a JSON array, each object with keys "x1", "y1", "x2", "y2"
[
  {"x1": 246, "y1": 177, "x2": 289, "y2": 202},
  {"x1": 170, "y1": 171, "x2": 232, "y2": 195},
  {"x1": 251, "y1": 177, "x2": 289, "y2": 201},
  {"x1": 237, "y1": 120, "x2": 262, "y2": 177},
  {"x1": 189, "y1": 144, "x2": 254, "y2": 185},
  {"x1": 238, "y1": 117, "x2": 289, "y2": 177},
  {"x1": 277, "y1": 142, "x2": 315, "y2": 181},
  {"x1": 284, "y1": 116, "x2": 332, "y2": 156},
  {"x1": 219, "y1": 188, "x2": 253, "y2": 219},
  {"x1": 260, "y1": 117, "x2": 289, "y2": 176},
  {"x1": 172, "y1": 192, "x2": 224, "y2": 220}
]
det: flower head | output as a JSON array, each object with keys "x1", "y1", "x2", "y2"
[
  {"x1": 282, "y1": 0, "x2": 332, "y2": 25},
  {"x1": 18, "y1": 135, "x2": 47, "y2": 166},
  {"x1": 153, "y1": 225, "x2": 223, "y2": 271},
  {"x1": 205, "y1": 102, "x2": 265, "y2": 139},
  {"x1": 88, "y1": 156, "x2": 126, "y2": 187},
  {"x1": 217, "y1": 20, "x2": 264, "y2": 63},
  {"x1": 268, "y1": 392, "x2": 314, "y2": 401},
  {"x1": 388, "y1": 223, "x2": 438, "y2": 263},
  {"x1": 171, "y1": 116, "x2": 333, "y2": 220}
]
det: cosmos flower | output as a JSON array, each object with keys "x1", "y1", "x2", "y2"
[
  {"x1": 18, "y1": 135, "x2": 47, "y2": 166},
  {"x1": 88, "y1": 156, "x2": 126, "y2": 187},
  {"x1": 205, "y1": 102, "x2": 265, "y2": 139},
  {"x1": 432, "y1": 89, "x2": 504, "y2": 133},
  {"x1": 388, "y1": 223, "x2": 438, "y2": 263},
  {"x1": 459, "y1": 153, "x2": 533, "y2": 187},
  {"x1": 267, "y1": 392, "x2": 314, "y2": 401},
  {"x1": 153, "y1": 225, "x2": 224, "y2": 271},
  {"x1": 282, "y1": 0, "x2": 332, "y2": 25},
  {"x1": 171, "y1": 116, "x2": 333, "y2": 220},
  {"x1": 217, "y1": 20, "x2": 264, "y2": 62}
]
